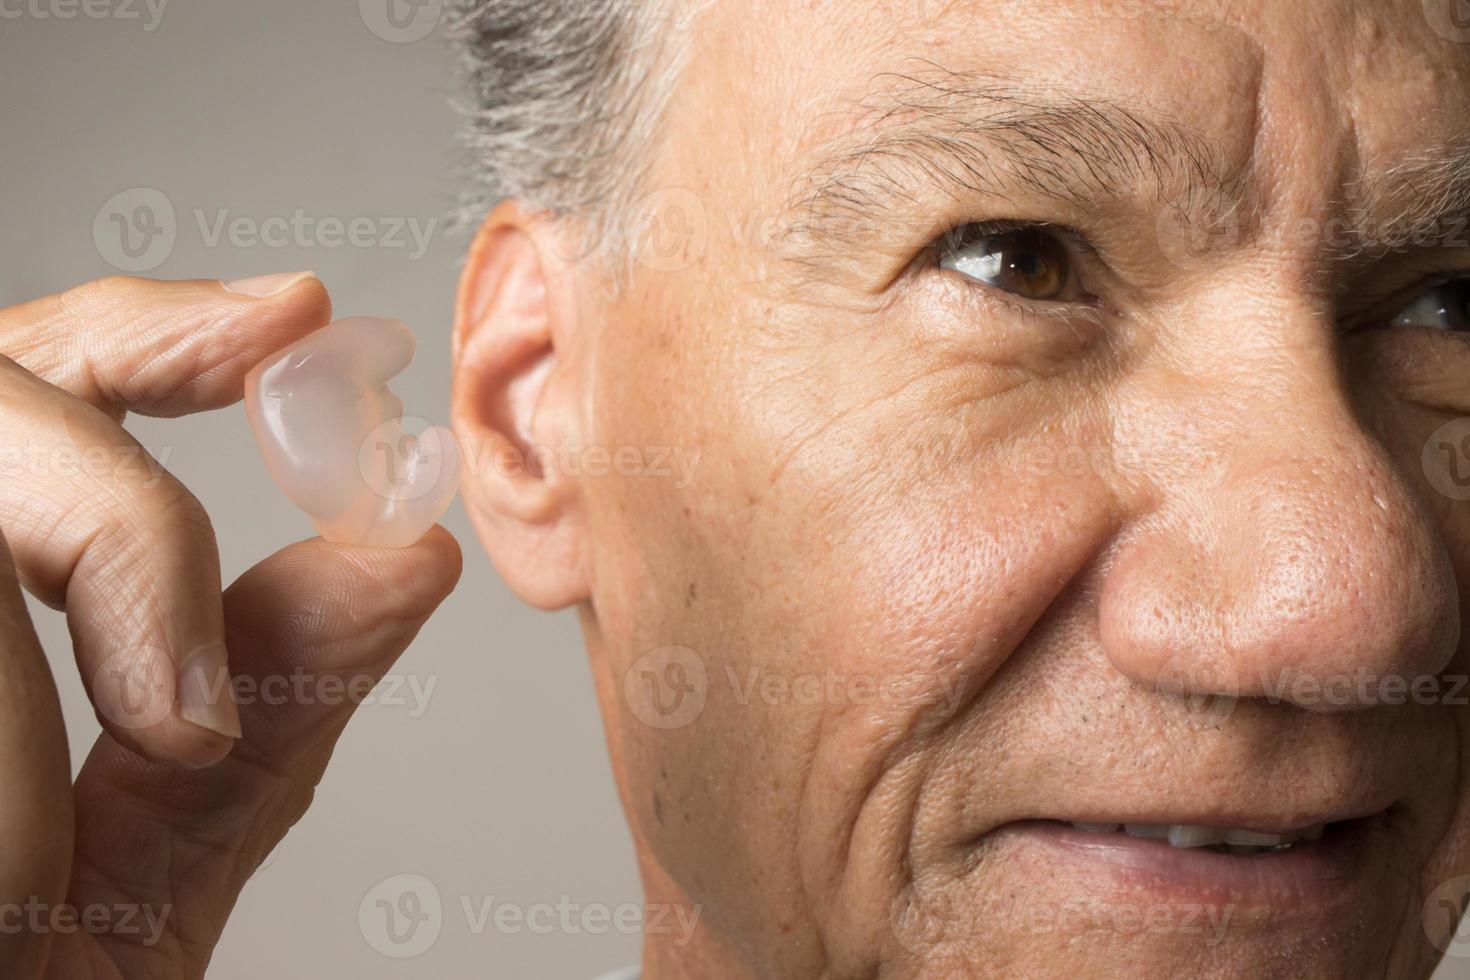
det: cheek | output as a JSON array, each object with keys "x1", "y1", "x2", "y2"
[
  {"x1": 587, "y1": 303, "x2": 1126, "y2": 948},
  {"x1": 1346, "y1": 336, "x2": 1470, "y2": 923},
  {"x1": 1345, "y1": 333, "x2": 1470, "y2": 553},
  {"x1": 779, "y1": 433, "x2": 1121, "y2": 954}
]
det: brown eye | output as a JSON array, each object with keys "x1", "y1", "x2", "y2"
[
  {"x1": 939, "y1": 225, "x2": 1073, "y2": 300},
  {"x1": 1389, "y1": 278, "x2": 1470, "y2": 333}
]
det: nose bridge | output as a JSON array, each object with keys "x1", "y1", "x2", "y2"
[{"x1": 1100, "y1": 315, "x2": 1459, "y2": 710}]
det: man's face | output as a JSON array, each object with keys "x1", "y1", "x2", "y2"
[{"x1": 567, "y1": 0, "x2": 1470, "y2": 975}]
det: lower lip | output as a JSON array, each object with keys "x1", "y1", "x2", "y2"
[{"x1": 987, "y1": 818, "x2": 1375, "y2": 905}]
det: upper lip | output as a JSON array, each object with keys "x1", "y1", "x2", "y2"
[{"x1": 1008, "y1": 804, "x2": 1390, "y2": 836}]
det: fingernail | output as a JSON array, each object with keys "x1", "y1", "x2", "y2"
[
  {"x1": 177, "y1": 643, "x2": 242, "y2": 739},
  {"x1": 223, "y1": 271, "x2": 316, "y2": 297}
]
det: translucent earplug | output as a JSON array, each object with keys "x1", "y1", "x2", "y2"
[{"x1": 244, "y1": 316, "x2": 460, "y2": 548}]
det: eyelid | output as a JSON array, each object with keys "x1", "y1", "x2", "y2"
[
  {"x1": 1346, "y1": 270, "x2": 1470, "y2": 331},
  {"x1": 930, "y1": 218, "x2": 1102, "y2": 307},
  {"x1": 975, "y1": 282, "x2": 1108, "y2": 329},
  {"x1": 938, "y1": 218, "x2": 1099, "y2": 261}
]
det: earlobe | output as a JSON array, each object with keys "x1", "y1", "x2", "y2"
[{"x1": 452, "y1": 203, "x2": 589, "y2": 609}]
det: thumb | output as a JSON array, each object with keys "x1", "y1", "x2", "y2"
[
  {"x1": 220, "y1": 525, "x2": 463, "y2": 761},
  {"x1": 0, "y1": 527, "x2": 72, "y2": 979},
  {"x1": 60, "y1": 527, "x2": 461, "y2": 978}
]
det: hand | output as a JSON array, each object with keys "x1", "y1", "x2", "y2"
[{"x1": 0, "y1": 274, "x2": 463, "y2": 978}]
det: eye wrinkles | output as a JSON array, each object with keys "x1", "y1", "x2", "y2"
[
  {"x1": 776, "y1": 63, "x2": 1242, "y2": 273},
  {"x1": 773, "y1": 63, "x2": 1470, "y2": 279}
]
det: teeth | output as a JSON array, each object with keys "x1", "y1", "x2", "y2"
[
  {"x1": 1122, "y1": 824, "x2": 1169, "y2": 839},
  {"x1": 1168, "y1": 825, "x2": 1226, "y2": 848},
  {"x1": 1072, "y1": 821, "x2": 1327, "y2": 851}
]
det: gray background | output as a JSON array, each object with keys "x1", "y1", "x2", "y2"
[
  {"x1": 3, "y1": 2, "x2": 1468, "y2": 978},
  {"x1": 0, "y1": 2, "x2": 639, "y2": 978}
]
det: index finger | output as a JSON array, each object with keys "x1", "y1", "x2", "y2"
[{"x1": 0, "y1": 272, "x2": 331, "y2": 418}]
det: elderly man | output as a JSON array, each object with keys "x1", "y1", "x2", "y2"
[{"x1": 2, "y1": 0, "x2": 1470, "y2": 976}]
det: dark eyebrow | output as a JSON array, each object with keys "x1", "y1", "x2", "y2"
[{"x1": 776, "y1": 64, "x2": 1240, "y2": 266}]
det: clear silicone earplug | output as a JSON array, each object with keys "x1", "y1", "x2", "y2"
[{"x1": 244, "y1": 316, "x2": 460, "y2": 548}]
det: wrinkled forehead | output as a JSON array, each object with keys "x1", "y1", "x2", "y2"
[{"x1": 666, "y1": 0, "x2": 1470, "y2": 226}]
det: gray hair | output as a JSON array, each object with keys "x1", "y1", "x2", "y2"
[{"x1": 448, "y1": 0, "x2": 694, "y2": 273}]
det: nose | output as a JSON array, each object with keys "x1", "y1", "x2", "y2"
[{"x1": 1099, "y1": 312, "x2": 1460, "y2": 711}]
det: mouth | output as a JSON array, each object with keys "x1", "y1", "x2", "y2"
[
  {"x1": 1063, "y1": 819, "x2": 1327, "y2": 855},
  {"x1": 986, "y1": 811, "x2": 1387, "y2": 905}
]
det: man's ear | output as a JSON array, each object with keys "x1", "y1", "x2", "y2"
[{"x1": 452, "y1": 201, "x2": 588, "y2": 610}]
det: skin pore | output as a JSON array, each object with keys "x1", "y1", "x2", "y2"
[{"x1": 453, "y1": 0, "x2": 1470, "y2": 976}]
